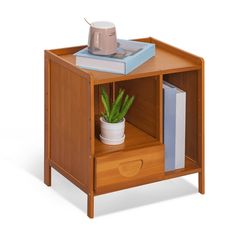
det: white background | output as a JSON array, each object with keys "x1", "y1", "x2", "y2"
[{"x1": 0, "y1": 0, "x2": 236, "y2": 235}]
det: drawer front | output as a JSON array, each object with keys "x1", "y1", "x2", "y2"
[{"x1": 95, "y1": 144, "x2": 164, "y2": 194}]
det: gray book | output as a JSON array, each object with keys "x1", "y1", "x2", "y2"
[{"x1": 163, "y1": 82, "x2": 186, "y2": 171}]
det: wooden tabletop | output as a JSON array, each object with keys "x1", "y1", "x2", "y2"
[{"x1": 49, "y1": 37, "x2": 202, "y2": 85}]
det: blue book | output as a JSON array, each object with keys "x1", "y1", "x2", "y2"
[
  {"x1": 163, "y1": 82, "x2": 186, "y2": 171},
  {"x1": 74, "y1": 39, "x2": 155, "y2": 74}
]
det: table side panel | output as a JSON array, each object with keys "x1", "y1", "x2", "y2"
[{"x1": 50, "y1": 60, "x2": 91, "y2": 192}]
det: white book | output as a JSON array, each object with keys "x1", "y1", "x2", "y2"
[
  {"x1": 163, "y1": 82, "x2": 186, "y2": 171},
  {"x1": 175, "y1": 87, "x2": 186, "y2": 169}
]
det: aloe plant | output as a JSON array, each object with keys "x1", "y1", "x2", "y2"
[{"x1": 101, "y1": 87, "x2": 135, "y2": 123}]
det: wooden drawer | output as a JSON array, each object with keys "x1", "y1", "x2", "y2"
[{"x1": 95, "y1": 144, "x2": 164, "y2": 194}]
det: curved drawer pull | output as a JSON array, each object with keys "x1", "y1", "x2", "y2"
[{"x1": 118, "y1": 159, "x2": 143, "y2": 177}]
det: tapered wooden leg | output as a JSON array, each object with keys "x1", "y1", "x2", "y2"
[
  {"x1": 44, "y1": 159, "x2": 51, "y2": 186},
  {"x1": 198, "y1": 172, "x2": 205, "y2": 194},
  {"x1": 87, "y1": 194, "x2": 94, "y2": 218}
]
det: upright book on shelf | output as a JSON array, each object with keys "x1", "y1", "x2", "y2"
[
  {"x1": 163, "y1": 82, "x2": 186, "y2": 171},
  {"x1": 74, "y1": 39, "x2": 155, "y2": 74}
]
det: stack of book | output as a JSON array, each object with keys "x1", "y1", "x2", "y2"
[
  {"x1": 163, "y1": 81, "x2": 186, "y2": 171},
  {"x1": 74, "y1": 39, "x2": 155, "y2": 74}
]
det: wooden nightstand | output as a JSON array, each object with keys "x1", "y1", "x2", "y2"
[{"x1": 44, "y1": 37, "x2": 204, "y2": 218}]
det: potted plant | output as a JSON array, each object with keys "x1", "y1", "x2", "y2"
[{"x1": 100, "y1": 87, "x2": 135, "y2": 145}]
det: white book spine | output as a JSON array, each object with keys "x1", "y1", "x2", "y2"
[
  {"x1": 175, "y1": 89, "x2": 186, "y2": 169},
  {"x1": 163, "y1": 82, "x2": 186, "y2": 171}
]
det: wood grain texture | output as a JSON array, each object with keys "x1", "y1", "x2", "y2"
[
  {"x1": 164, "y1": 156, "x2": 201, "y2": 178},
  {"x1": 88, "y1": 79, "x2": 95, "y2": 220},
  {"x1": 116, "y1": 76, "x2": 161, "y2": 139},
  {"x1": 95, "y1": 144, "x2": 164, "y2": 194},
  {"x1": 45, "y1": 37, "x2": 205, "y2": 217},
  {"x1": 54, "y1": 37, "x2": 201, "y2": 85},
  {"x1": 50, "y1": 45, "x2": 87, "y2": 55},
  {"x1": 158, "y1": 75, "x2": 163, "y2": 143},
  {"x1": 95, "y1": 156, "x2": 201, "y2": 195},
  {"x1": 44, "y1": 53, "x2": 51, "y2": 186},
  {"x1": 60, "y1": 49, "x2": 200, "y2": 85},
  {"x1": 164, "y1": 71, "x2": 198, "y2": 162},
  {"x1": 197, "y1": 59, "x2": 205, "y2": 194},
  {"x1": 50, "y1": 159, "x2": 87, "y2": 193},
  {"x1": 150, "y1": 37, "x2": 203, "y2": 65},
  {"x1": 87, "y1": 194, "x2": 94, "y2": 218},
  {"x1": 45, "y1": 49, "x2": 91, "y2": 81},
  {"x1": 164, "y1": 68, "x2": 205, "y2": 194},
  {"x1": 95, "y1": 121, "x2": 159, "y2": 156},
  {"x1": 50, "y1": 60, "x2": 91, "y2": 193}
]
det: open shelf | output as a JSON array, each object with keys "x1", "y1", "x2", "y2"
[
  {"x1": 94, "y1": 74, "x2": 163, "y2": 157},
  {"x1": 164, "y1": 157, "x2": 200, "y2": 179},
  {"x1": 164, "y1": 70, "x2": 200, "y2": 164},
  {"x1": 95, "y1": 121, "x2": 159, "y2": 157}
]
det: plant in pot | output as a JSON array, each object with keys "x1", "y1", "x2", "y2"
[{"x1": 100, "y1": 87, "x2": 135, "y2": 145}]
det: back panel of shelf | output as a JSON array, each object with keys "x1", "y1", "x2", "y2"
[{"x1": 115, "y1": 76, "x2": 163, "y2": 141}]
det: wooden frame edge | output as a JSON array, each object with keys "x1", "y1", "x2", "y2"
[
  {"x1": 198, "y1": 58, "x2": 205, "y2": 194},
  {"x1": 150, "y1": 37, "x2": 203, "y2": 65},
  {"x1": 50, "y1": 160, "x2": 88, "y2": 193},
  {"x1": 44, "y1": 52, "x2": 51, "y2": 186},
  {"x1": 44, "y1": 50, "x2": 93, "y2": 81}
]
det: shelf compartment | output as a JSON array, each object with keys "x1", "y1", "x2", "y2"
[
  {"x1": 163, "y1": 70, "x2": 200, "y2": 163},
  {"x1": 94, "y1": 75, "x2": 163, "y2": 155},
  {"x1": 164, "y1": 156, "x2": 200, "y2": 179},
  {"x1": 95, "y1": 121, "x2": 159, "y2": 156},
  {"x1": 115, "y1": 75, "x2": 162, "y2": 140}
]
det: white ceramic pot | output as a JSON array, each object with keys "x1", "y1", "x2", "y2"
[{"x1": 100, "y1": 117, "x2": 125, "y2": 145}]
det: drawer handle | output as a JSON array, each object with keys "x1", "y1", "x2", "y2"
[{"x1": 118, "y1": 160, "x2": 143, "y2": 177}]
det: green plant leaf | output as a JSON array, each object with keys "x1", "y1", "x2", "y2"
[
  {"x1": 108, "y1": 89, "x2": 124, "y2": 122},
  {"x1": 110, "y1": 111, "x2": 121, "y2": 123},
  {"x1": 100, "y1": 87, "x2": 135, "y2": 123},
  {"x1": 113, "y1": 96, "x2": 135, "y2": 122},
  {"x1": 101, "y1": 95, "x2": 110, "y2": 118},
  {"x1": 101, "y1": 111, "x2": 108, "y2": 122},
  {"x1": 121, "y1": 95, "x2": 129, "y2": 112},
  {"x1": 101, "y1": 87, "x2": 110, "y2": 116}
]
